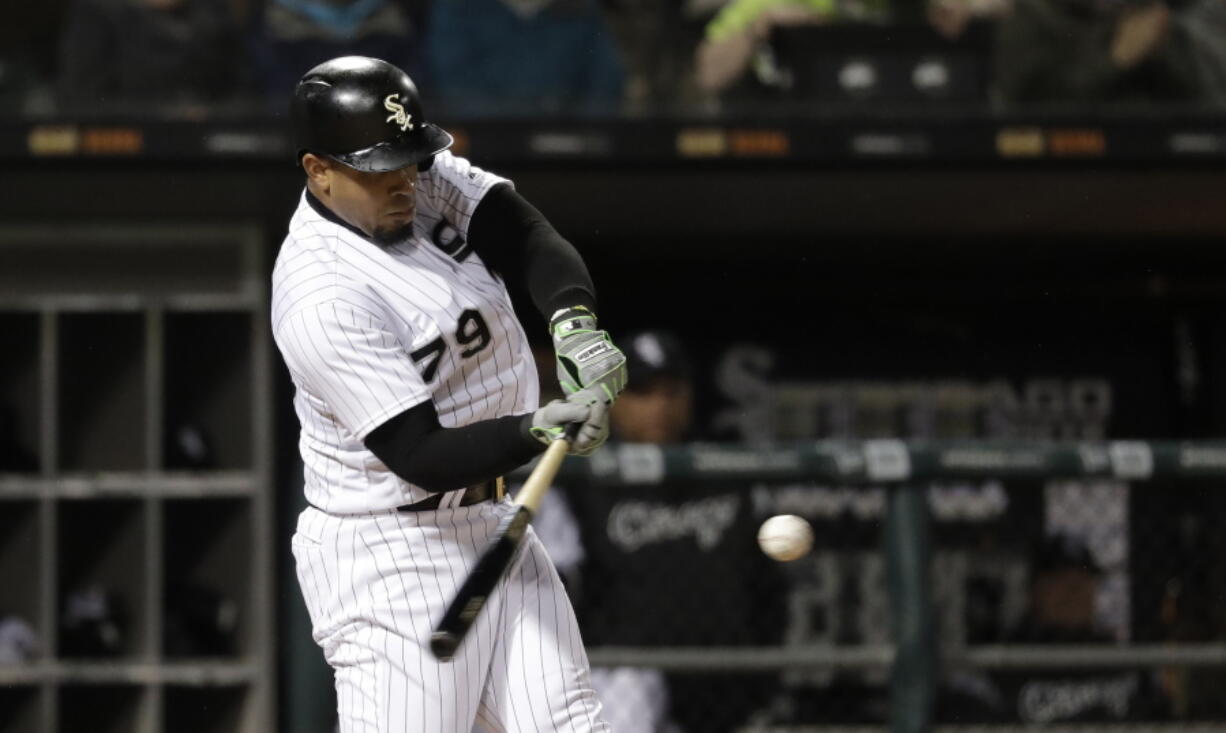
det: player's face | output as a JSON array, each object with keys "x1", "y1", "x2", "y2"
[
  {"x1": 308, "y1": 155, "x2": 419, "y2": 244},
  {"x1": 610, "y1": 375, "x2": 693, "y2": 444}
]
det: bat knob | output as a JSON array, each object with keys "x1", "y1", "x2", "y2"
[{"x1": 430, "y1": 631, "x2": 460, "y2": 661}]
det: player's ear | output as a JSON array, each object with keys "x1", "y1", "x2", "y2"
[{"x1": 302, "y1": 153, "x2": 331, "y2": 192}]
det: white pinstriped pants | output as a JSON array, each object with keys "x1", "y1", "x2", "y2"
[{"x1": 293, "y1": 500, "x2": 611, "y2": 733}]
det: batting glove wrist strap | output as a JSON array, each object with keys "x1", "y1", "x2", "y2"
[
  {"x1": 549, "y1": 306, "x2": 597, "y2": 339},
  {"x1": 550, "y1": 306, "x2": 628, "y2": 404}
]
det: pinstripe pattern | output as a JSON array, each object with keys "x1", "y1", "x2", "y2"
[
  {"x1": 272, "y1": 150, "x2": 539, "y2": 515},
  {"x1": 292, "y1": 502, "x2": 610, "y2": 732},
  {"x1": 277, "y1": 151, "x2": 606, "y2": 731}
]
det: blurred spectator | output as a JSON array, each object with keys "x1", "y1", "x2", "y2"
[
  {"x1": 943, "y1": 533, "x2": 1171, "y2": 723},
  {"x1": 927, "y1": 0, "x2": 1010, "y2": 38},
  {"x1": 694, "y1": 0, "x2": 889, "y2": 95},
  {"x1": 993, "y1": 0, "x2": 1226, "y2": 107},
  {"x1": 608, "y1": 331, "x2": 695, "y2": 444},
  {"x1": 57, "y1": 0, "x2": 242, "y2": 111},
  {"x1": 600, "y1": 0, "x2": 712, "y2": 111},
  {"x1": 423, "y1": 0, "x2": 624, "y2": 116},
  {"x1": 247, "y1": 0, "x2": 424, "y2": 96},
  {"x1": 1177, "y1": 0, "x2": 1226, "y2": 106},
  {"x1": 535, "y1": 331, "x2": 786, "y2": 732}
]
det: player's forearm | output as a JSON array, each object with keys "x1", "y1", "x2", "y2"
[
  {"x1": 366, "y1": 402, "x2": 542, "y2": 492},
  {"x1": 468, "y1": 184, "x2": 597, "y2": 317}
]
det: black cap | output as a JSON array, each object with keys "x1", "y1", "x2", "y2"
[
  {"x1": 623, "y1": 331, "x2": 692, "y2": 383},
  {"x1": 291, "y1": 56, "x2": 453, "y2": 173}
]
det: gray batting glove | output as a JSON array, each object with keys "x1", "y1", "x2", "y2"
[
  {"x1": 529, "y1": 389, "x2": 610, "y2": 457},
  {"x1": 550, "y1": 306, "x2": 628, "y2": 405}
]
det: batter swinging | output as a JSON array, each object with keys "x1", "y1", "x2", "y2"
[{"x1": 272, "y1": 56, "x2": 627, "y2": 732}]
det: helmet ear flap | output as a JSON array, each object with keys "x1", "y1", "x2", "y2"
[{"x1": 418, "y1": 154, "x2": 435, "y2": 172}]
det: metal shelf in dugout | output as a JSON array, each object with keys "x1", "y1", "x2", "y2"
[
  {"x1": 162, "y1": 313, "x2": 254, "y2": 473},
  {"x1": 0, "y1": 500, "x2": 41, "y2": 665},
  {"x1": 59, "y1": 685, "x2": 147, "y2": 733},
  {"x1": 162, "y1": 499, "x2": 249, "y2": 660},
  {"x1": 162, "y1": 685, "x2": 248, "y2": 733},
  {"x1": 0, "y1": 684, "x2": 40, "y2": 733},
  {"x1": 0, "y1": 224, "x2": 272, "y2": 733},
  {"x1": 57, "y1": 313, "x2": 148, "y2": 473},
  {"x1": 0, "y1": 309, "x2": 260, "y2": 477},
  {"x1": 56, "y1": 499, "x2": 147, "y2": 661},
  {"x1": 0, "y1": 313, "x2": 40, "y2": 474}
]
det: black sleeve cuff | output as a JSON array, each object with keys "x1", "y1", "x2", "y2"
[{"x1": 365, "y1": 401, "x2": 543, "y2": 492}]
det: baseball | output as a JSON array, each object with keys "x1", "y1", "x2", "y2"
[{"x1": 757, "y1": 514, "x2": 814, "y2": 562}]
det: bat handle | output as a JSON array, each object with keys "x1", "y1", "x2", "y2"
[{"x1": 562, "y1": 420, "x2": 583, "y2": 443}]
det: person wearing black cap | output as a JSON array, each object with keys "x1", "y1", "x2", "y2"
[
  {"x1": 535, "y1": 330, "x2": 787, "y2": 732},
  {"x1": 611, "y1": 330, "x2": 695, "y2": 444},
  {"x1": 273, "y1": 56, "x2": 627, "y2": 732}
]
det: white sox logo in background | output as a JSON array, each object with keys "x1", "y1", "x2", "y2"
[{"x1": 384, "y1": 94, "x2": 414, "y2": 132}]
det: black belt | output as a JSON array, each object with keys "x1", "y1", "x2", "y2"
[{"x1": 397, "y1": 477, "x2": 505, "y2": 513}]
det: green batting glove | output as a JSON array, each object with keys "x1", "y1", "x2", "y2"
[
  {"x1": 550, "y1": 306, "x2": 628, "y2": 405},
  {"x1": 529, "y1": 389, "x2": 610, "y2": 456}
]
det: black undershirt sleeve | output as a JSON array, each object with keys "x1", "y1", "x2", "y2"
[
  {"x1": 467, "y1": 183, "x2": 598, "y2": 318},
  {"x1": 365, "y1": 185, "x2": 594, "y2": 492},
  {"x1": 365, "y1": 401, "x2": 544, "y2": 493}
]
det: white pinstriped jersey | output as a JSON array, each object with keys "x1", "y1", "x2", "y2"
[
  {"x1": 272, "y1": 150, "x2": 540, "y2": 515},
  {"x1": 282, "y1": 150, "x2": 609, "y2": 733}
]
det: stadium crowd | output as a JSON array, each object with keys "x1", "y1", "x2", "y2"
[{"x1": 2, "y1": 0, "x2": 1225, "y2": 117}]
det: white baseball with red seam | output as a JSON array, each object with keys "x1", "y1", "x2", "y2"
[{"x1": 757, "y1": 514, "x2": 814, "y2": 562}]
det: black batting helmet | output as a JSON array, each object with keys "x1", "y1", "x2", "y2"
[{"x1": 291, "y1": 56, "x2": 453, "y2": 173}]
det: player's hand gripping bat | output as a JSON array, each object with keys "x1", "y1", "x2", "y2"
[{"x1": 429, "y1": 422, "x2": 580, "y2": 661}]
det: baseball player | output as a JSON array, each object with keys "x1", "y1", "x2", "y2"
[{"x1": 272, "y1": 56, "x2": 627, "y2": 732}]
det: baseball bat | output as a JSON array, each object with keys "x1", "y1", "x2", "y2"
[{"x1": 429, "y1": 422, "x2": 580, "y2": 661}]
